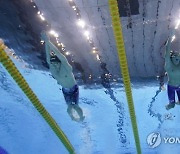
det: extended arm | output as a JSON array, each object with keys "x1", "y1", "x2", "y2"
[
  {"x1": 41, "y1": 32, "x2": 69, "y2": 66},
  {"x1": 46, "y1": 41, "x2": 68, "y2": 64},
  {"x1": 165, "y1": 37, "x2": 171, "y2": 59},
  {"x1": 165, "y1": 29, "x2": 175, "y2": 60}
]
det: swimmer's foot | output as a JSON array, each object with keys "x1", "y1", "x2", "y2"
[{"x1": 165, "y1": 103, "x2": 175, "y2": 110}]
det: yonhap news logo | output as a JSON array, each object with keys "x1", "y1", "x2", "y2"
[
  {"x1": 147, "y1": 132, "x2": 161, "y2": 148},
  {"x1": 147, "y1": 132, "x2": 180, "y2": 148}
]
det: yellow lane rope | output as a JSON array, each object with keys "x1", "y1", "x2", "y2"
[
  {"x1": 0, "y1": 43, "x2": 75, "y2": 154},
  {"x1": 108, "y1": 1, "x2": 141, "y2": 153}
]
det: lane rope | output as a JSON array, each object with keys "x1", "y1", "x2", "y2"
[
  {"x1": 108, "y1": 1, "x2": 141, "y2": 153},
  {"x1": 0, "y1": 43, "x2": 75, "y2": 154}
]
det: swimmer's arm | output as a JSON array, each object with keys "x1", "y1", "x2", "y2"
[
  {"x1": 41, "y1": 32, "x2": 72, "y2": 70},
  {"x1": 46, "y1": 41, "x2": 69, "y2": 64},
  {"x1": 165, "y1": 37, "x2": 171, "y2": 59},
  {"x1": 44, "y1": 41, "x2": 51, "y2": 65},
  {"x1": 165, "y1": 29, "x2": 175, "y2": 59}
]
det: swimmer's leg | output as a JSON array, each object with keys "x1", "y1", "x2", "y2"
[
  {"x1": 166, "y1": 85, "x2": 175, "y2": 110},
  {"x1": 62, "y1": 85, "x2": 79, "y2": 105},
  {"x1": 176, "y1": 88, "x2": 180, "y2": 103},
  {"x1": 167, "y1": 85, "x2": 176, "y2": 103}
]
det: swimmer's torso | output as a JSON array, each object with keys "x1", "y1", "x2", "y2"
[
  {"x1": 165, "y1": 60, "x2": 180, "y2": 86},
  {"x1": 50, "y1": 62, "x2": 76, "y2": 88}
]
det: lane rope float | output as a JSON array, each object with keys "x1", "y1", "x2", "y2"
[
  {"x1": 0, "y1": 43, "x2": 75, "y2": 154},
  {"x1": 108, "y1": 1, "x2": 141, "y2": 153}
]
